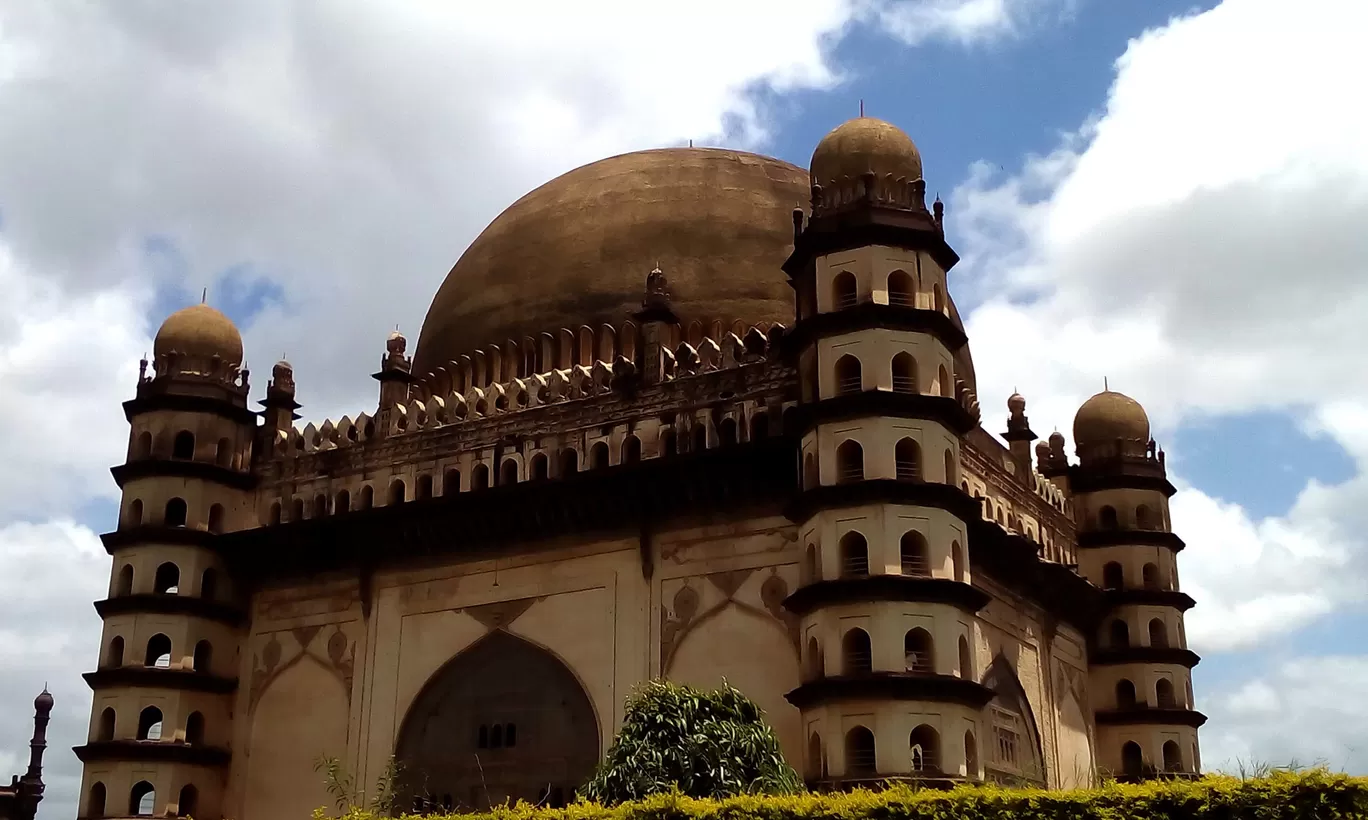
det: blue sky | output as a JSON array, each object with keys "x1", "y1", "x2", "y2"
[{"x1": 3, "y1": 1, "x2": 1368, "y2": 816}]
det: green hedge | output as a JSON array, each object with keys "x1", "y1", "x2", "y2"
[{"x1": 327, "y1": 770, "x2": 1368, "y2": 820}]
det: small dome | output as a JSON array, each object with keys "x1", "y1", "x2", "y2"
[
  {"x1": 1073, "y1": 390, "x2": 1150, "y2": 456},
  {"x1": 1035, "y1": 440, "x2": 1050, "y2": 457},
  {"x1": 1008, "y1": 392, "x2": 1026, "y2": 414},
  {"x1": 153, "y1": 304, "x2": 243, "y2": 366},
  {"x1": 810, "y1": 117, "x2": 923, "y2": 190},
  {"x1": 34, "y1": 688, "x2": 53, "y2": 712}
]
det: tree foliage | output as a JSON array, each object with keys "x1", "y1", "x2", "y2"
[{"x1": 579, "y1": 679, "x2": 801, "y2": 805}]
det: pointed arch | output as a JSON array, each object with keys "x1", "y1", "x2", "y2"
[{"x1": 981, "y1": 653, "x2": 1045, "y2": 784}]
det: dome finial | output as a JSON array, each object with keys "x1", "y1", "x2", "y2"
[
  {"x1": 201, "y1": 287, "x2": 207, "y2": 305},
  {"x1": 859, "y1": 98, "x2": 864, "y2": 117},
  {"x1": 1104, "y1": 376, "x2": 1109, "y2": 391}
]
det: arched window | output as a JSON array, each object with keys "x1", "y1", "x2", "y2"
[
  {"x1": 622, "y1": 435, "x2": 642, "y2": 464},
  {"x1": 835, "y1": 440, "x2": 864, "y2": 483},
  {"x1": 751, "y1": 413, "x2": 769, "y2": 440},
  {"x1": 834, "y1": 355, "x2": 862, "y2": 395},
  {"x1": 291, "y1": 497, "x2": 306, "y2": 521},
  {"x1": 943, "y1": 449, "x2": 956, "y2": 484},
  {"x1": 1136, "y1": 504, "x2": 1155, "y2": 530},
  {"x1": 1155, "y1": 678, "x2": 1176, "y2": 708},
  {"x1": 938, "y1": 365, "x2": 952, "y2": 398},
  {"x1": 359, "y1": 485, "x2": 374, "y2": 509},
  {"x1": 490, "y1": 724, "x2": 503, "y2": 748},
  {"x1": 805, "y1": 636, "x2": 824, "y2": 681},
  {"x1": 1115, "y1": 679, "x2": 1137, "y2": 708},
  {"x1": 841, "y1": 628, "x2": 872, "y2": 675},
  {"x1": 417, "y1": 474, "x2": 434, "y2": 500},
  {"x1": 1109, "y1": 619, "x2": 1130, "y2": 648},
  {"x1": 471, "y1": 463, "x2": 490, "y2": 490},
  {"x1": 932, "y1": 283, "x2": 945, "y2": 313},
  {"x1": 172, "y1": 431, "x2": 195, "y2": 460},
  {"x1": 137, "y1": 706, "x2": 163, "y2": 741},
  {"x1": 185, "y1": 712, "x2": 205, "y2": 746},
  {"x1": 177, "y1": 784, "x2": 198, "y2": 818},
  {"x1": 164, "y1": 498, "x2": 188, "y2": 528},
  {"x1": 130, "y1": 782, "x2": 156, "y2": 817},
  {"x1": 269, "y1": 501, "x2": 282, "y2": 524},
  {"x1": 529, "y1": 453, "x2": 549, "y2": 480},
  {"x1": 335, "y1": 490, "x2": 351, "y2": 513},
  {"x1": 193, "y1": 640, "x2": 212, "y2": 673},
  {"x1": 559, "y1": 449, "x2": 579, "y2": 477},
  {"x1": 1148, "y1": 618, "x2": 1169, "y2": 648},
  {"x1": 807, "y1": 733, "x2": 823, "y2": 779},
  {"x1": 659, "y1": 429, "x2": 677, "y2": 458},
  {"x1": 145, "y1": 634, "x2": 172, "y2": 668},
  {"x1": 903, "y1": 628, "x2": 934, "y2": 673},
  {"x1": 443, "y1": 468, "x2": 460, "y2": 495},
  {"x1": 1102, "y1": 562, "x2": 1124, "y2": 590},
  {"x1": 1099, "y1": 505, "x2": 1119, "y2": 530},
  {"x1": 832, "y1": 271, "x2": 858, "y2": 309},
  {"x1": 964, "y1": 730, "x2": 979, "y2": 778},
  {"x1": 105, "y1": 636, "x2": 125, "y2": 669},
  {"x1": 909, "y1": 725, "x2": 940, "y2": 773},
  {"x1": 134, "y1": 431, "x2": 153, "y2": 459},
  {"x1": 951, "y1": 541, "x2": 966, "y2": 582},
  {"x1": 1163, "y1": 740, "x2": 1183, "y2": 772},
  {"x1": 154, "y1": 562, "x2": 179, "y2": 595},
  {"x1": 692, "y1": 423, "x2": 708, "y2": 452},
  {"x1": 1121, "y1": 741, "x2": 1144, "y2": 777},
  {"x1": 845, "y1": 727, "x2": 876, "y2": 775},
  {"x1": 802, "y1": 544, "x2": 818, "y2": 585},
  {"x1": 887, "y1": 270, "x2": 914, "y2": 307},
  {"x1": 200, "y1": 568, "x2": 218, "y2": 601},
  {"x1": 125, "y1": 499, "x2": 143, "y2": 529},
  {"x1": 388, "y1": 479, "x2": 406, "y2": 505},
  {"x1": 1142, "y1": 563, "x2": 1161, "y2": 590},
  {"x1": 590, "y1": 441, "x2": 610, "y2": 470},
  {"x1": 116, "y1": 564, "x2": 134, "y2": 597},
  {"x1": 500, "y1": 458, "x2": 519, "y2": 485},
  {"x1": 895, "y1": 438, "x2": 922, "y2": 480},
  {"x1": 97, "y1": 707, "x2": 116, "y2": 741},
  {"x1": 803, "y1": 452, "x2": 818, "y2": 489},
  {"x1": 839, "y1": 531, "x2": 869, "y2": 577},
  {"x1": 207, "y1": 504, "x2": 224, "y2": 534},
  {"x1": 88, "y1": 782, "x2": 107, "y2": 818},
  {"x1": 900, "y1": 531, "x2": 929, "y2": 576},
  {"x1": 958, "y1": 635, "x2": 973, "y2": 679},
  {"x1": 891, "y1": 352, "x2": 917, "y2": 393},
  {"x1": 506, "y1": 724, "x2": 517, "y2": 747}
]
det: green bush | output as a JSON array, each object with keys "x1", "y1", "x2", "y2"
[{"x1": 579, "y1": 679, "x2": 802, "y2": 804}]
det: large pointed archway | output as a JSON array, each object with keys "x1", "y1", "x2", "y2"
[
  {"x1": 981, "y1": 653, "x2": 1046, "y2": 786},
  {"x1": 394, "y1": 631, "x2": 600, "y2": 812}
]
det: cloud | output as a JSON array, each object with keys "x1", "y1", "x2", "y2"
[{"x1": 873, "y1": 0, "x2": 1076, "y2": 46}]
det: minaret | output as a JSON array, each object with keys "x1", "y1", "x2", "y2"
[
  {"x1": 1, "y1": 689, "x2": 52, "y2": 820},
  {"x1": 781, "y1": 117, "x2": 992, "y2": 786},
  {"x1": 76, "y1": 303, "x2": 254, "y2": 820},
  {"x1": 1067, "y1": 391, "x2": 1203, "y2": 780}
]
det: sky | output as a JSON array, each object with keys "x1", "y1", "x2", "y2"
[{"x1": 2, "y1": 0, "x2": 1367, "y2": 815}]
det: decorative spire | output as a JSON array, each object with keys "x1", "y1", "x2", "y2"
[
  {"x1": 932, "y1": 194, "x2": 944, "y2": 231},
  {"x1": 859, "y1": 98, "x2": 865, "y2": 117},
  {"x1": 201, "y1": 287, "x2": 207, "y2": 304}
]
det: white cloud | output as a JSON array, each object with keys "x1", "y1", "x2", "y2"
[{"x1": 874, "y1": 0, "x2": 1075, "y2": 46}]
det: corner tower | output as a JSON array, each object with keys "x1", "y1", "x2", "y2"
[
  {"x1": 782, "y1": 117, "x2": 992, "y2": 787},
  {"x1": 1067, "y1": 391, "x2": 1204, "y2": 780},
  {"x1": 76, "y1": 304, "x2": 255, "y2": 820}
]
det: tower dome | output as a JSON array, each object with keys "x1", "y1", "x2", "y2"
[
  {"x1": 153, "y1": 304, "x2": 244, "y2": 366},
  {"x1": 1072, "y1": 390, "x2": 1150, "y2": 459},
  {"x1": 809, "y1": 116, "x2": 923, "y2": 190}
]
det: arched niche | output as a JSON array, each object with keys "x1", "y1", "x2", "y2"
[
  {"x1": 394, "y1": 630, "x2": 600, "y2": 812},
  {"x1": 981, "y1": 653, "x2": 1046, "y2": 786}
]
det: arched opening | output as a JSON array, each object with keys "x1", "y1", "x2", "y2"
[
  {"x1": 807, "y1": 733, "x2": 824, "y2": 779},
  {"x1": 938, "y1": 364, "x2": 952, "y2": 398},
  {"x1": 751, "y1": 413, "x2": 770, "y2": 440},
  {"x1": 839, "y1": 531, "x2": 869, "y2": 577},
  {"x1": 207, "y1": 503, "x2": 224, "y2": 534},
  {"x1": 193, "y1": 640, "x2": 212, "y2": 673},
  {"x1": 500, "y1": 458, "x2": 519, "y2": 485},
  {"x1": 1142, "y1": 563, "x2": 1161, "y2": 590},
  {"x1": 97, "y1": 707, "x2": 116, "y2": 741},
  {"x1": 359, "y1": 485, "x2": 374, "y2": 508},
  {"x1": 1109, "y1": 619, "x2": 1130, "y2": 648},
  {"x1": 844, "y1": 727, "x2": 876, "y2": 775},
  {"x1": 805, "y1": 637, "x2": 823, "y2": 681},
  {"x1": 1148, "y1": 618, "x2": 1169, "y2": 648},
  {"x1": 1121, "y1": 741, "x2": 1144, "y2": 776},
  {"x1": 335, "y1": 489, "x2": 351, "y2": 513},
  {"x1": 200, "y1": 568, "x2": 218, "y2": 600},
  {"x1": 951, "y1": 541, "x2": 965, "y2": 582},
  {"x1": 887, "y1": 270, "x2": 914, "y2": 307},
  {"x1": 129, "y1": 782, "x2": 155, "y2": 817},
  {"x1": 88, "y1": 782, "x2": 107, "y2": 818},
  {"x1": 388, "y1": 479, "x2": 406, "y2": 505},
  {"x1": 185, "y1": 712, "x2": 205, "y2": 745},
  {"x1": 124, "y1": 499, "x2": 143, "y2": 529},
  {"x1": 717, "y1": 419, "x2": 738, "y2": 447},
  {"x1": 116, "y1": 564, "x2": 134, "y2": 597},
  {"x1": 559, "y1": 449, "x2": 579, "y2": 477},
  {"x1": 958, "y1": 635, "x2": 973, "y2": 679},
  {"x1": 1115, "y1": 679, "x2": 1137, "y2": 708},
  {"x1": 943, "y1": 449, "x2": 956, "y2": 484},
  {"x1": 137, "y1": 706, "x2": 163, "y2": 741},
  {"x1": 269, "y1": 501, "x2": 282, "y2": 524},
  {"x1": 982, "y1": 654, "x2": 1047, "y2": 784},
  {"x1": 443, "y1": 469, "x2": 461, "y2": 495},
  {"x1": 164, "y1": 497, "x2": 188, "y2": 527},
  {"x1": 291, "y1": 497, "x2": 306, "y2": 521},
  {"x1": 1163, "y1": 740, "x2": 1183, "y2": 772},
  {"x1": 803, "y1": 452, "x2": 818, "y2": 489},
  {"x1": 835, "y1": 440, "x2": 864, "y2": 484},
  {"x1": 145, "y1": 634, "x2": 172, "y2": 668},
  {"x1": 529, "y1": 453, "x2": 549, "y2": 480},
  {"x1": 841, "y1": 629, "x2": 872, "y2": 675},
  {"x1": 903, "y1": 628, "x2": 934, "y2": 673},
  {"x1": 964, "y1": 730, "x2": 979, "y2": 778},
  {"x1": 154, "y1": 562, "x2": 179, "y2": 595},
  {"x1": 471, "y1": 463, "x2": 490, "y2": 490},
  {"x1": 172, "y1": 430, "x2": 195, "y2": 460},
  {"x1": 834, "y1": 355, "x2": 862, "y2": 395},
  {"x1": 1099, "y1": 506, "x2": 1119, "y2": 530},
  {"x1": 622, "y1": 435, "x2": 642, "y2": 464},
  {"x1": 1136, "y1": 504, "x2": 1155, "y2": 530},
  {"x1": 900, "y1": 531, "x2": 929, "y2": 576},
  {"x1": 1156, "y1": 678, "x2": 1176, "y2": 708},
  {"x1": 692, "y1": 423, "x2": 708, "y2": 452},
  {"x1": 932, "y1": 283, "x2": 945, "y2": 313},
  {"x1": 891, "y1": 352, "x2": 917, "y2": 394},
  {"x1": 659, "y1": 429, "x2": 677, "y2": 458},
  {"x1": 832, "y1": 271, "x2": 858, "y2": 309},
  {"x1": 417, "y1": 474, "x2": 434, "y2": 500},
  {"x1": 134, "y1": 431, "x2": 153, "y2": 459},
  {"x1": 105, "y1": 636, "x2": 125, "y2": 668},
  {"x1": 590, "y1": 441, "x2": 610, "y2": 470},
  {"x1": 895, "y1": 438, "x2": 922, "y2": 480},
  {"x1": 177, "y1": 784, "x2": 198, "y2": 818},
  {"x1": 1102, "y1": 562, "x2": 1124, "y2": 590},
  {"x1": 802, "y1": 544, "x2": 818, "y2": 585},
  {"x1": 394, "y1": 631, "x2": 601, "y2": 811},
  {"x1": 909, "y1": 725, "x2": 941, "y2": 773},
  {"x1": 215, "y1": 438, "x2": 232, "y2": 468}
]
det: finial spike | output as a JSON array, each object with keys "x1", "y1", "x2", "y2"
[
  {"x1": 859, "y1": 98, "x2": 864, "y2": 117},
  {"x1": 1104, "y1": 376, "x2": 1109, "y2": 391},
  {"x1": 201, "y1": 287, "x2": 207, "y2": 304},
  {"x1": 688, "y1": 139, "x2": 693, "y2": 148}
]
